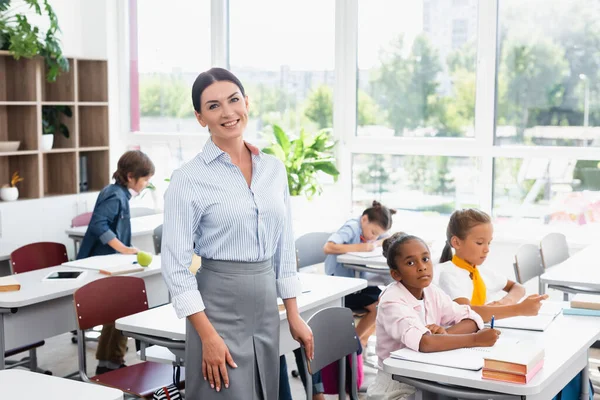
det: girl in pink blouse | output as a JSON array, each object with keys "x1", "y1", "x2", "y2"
[{"x1": 367, "y1": 233, "x2": 500, "y2": 400}]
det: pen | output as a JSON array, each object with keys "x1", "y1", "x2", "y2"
[{"x1": 490, "y1": 315, "x2": 495, "y2": 329}]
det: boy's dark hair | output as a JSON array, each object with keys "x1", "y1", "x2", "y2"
[
  {"x1": 362, "y1": 200, "x2": 397, "y2": 230},
  {"x1": 439, "y1": 208, "x2": 491, "y2": 264},
  {"x1": 382, "y1": 232, "x2": 428, "y2": 270},
  {"x1": 192, "y1": 67, "x2": 246, "y2": 113},
  {"x1": 112, "y1": 150, "x2": 155, "y2": 186}
]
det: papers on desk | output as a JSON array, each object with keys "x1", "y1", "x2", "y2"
[
  {"x1": 390, "y1": 337, "x2": 520, "y2": 371},
  {"x1": 99, "y1": 264, "x2": 145, "y2": 276},
  {"x1": 490, "y1": 301, "x2": 563, "y2": 331},
  {"x1": 345, "y1": 249, "x2": 384, "y2": 258},
  {"x1": 63, "y1": 254, "x2": 138, "y2": 271}
]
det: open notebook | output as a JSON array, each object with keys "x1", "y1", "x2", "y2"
[
  {"x1": 345, "y1": 249, "x2": 384, "y2": 258},
  {"x1": 489, "y1": 301, "x2": 563, "y2": 332},
  {"x1": 390, "y1": 337, "x2": 520, "y2": 371}
]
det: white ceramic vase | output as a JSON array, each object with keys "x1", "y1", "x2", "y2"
[
  {"x1": 41, "y1": 134, "x2": 54, "y2": 151},
  {"x1": 0, "y1": 186, "x2": 19, "y2": 201}
]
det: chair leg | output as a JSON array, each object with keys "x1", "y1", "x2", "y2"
[{"x1": 28, "y1": 348, "x2": 52, "y2": 375}]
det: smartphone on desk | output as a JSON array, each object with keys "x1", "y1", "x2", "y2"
[{"x1": 43, "y1": 271, "x2": 86, "y2": 281}]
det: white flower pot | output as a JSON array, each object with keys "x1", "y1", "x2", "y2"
[
  {"x1": 0, "y1": 186, "x2": 19, "y2": 201},
  {"x1": 41, "y1": 134, "x2": 54, "y2": 151}
]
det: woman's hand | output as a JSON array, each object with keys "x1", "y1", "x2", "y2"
[
  {"x1": 288, "y1": 314, "x2": 314, "y2": 360},
  {"x1": 426, "y1": 324, "x2": 447, "y2": 335},
  {"x1": 201, "y1": 332, "x2": 237, "y2": 392},
  {"x1": 120, "y1": 246, "x2": 138, "y2": 255}
]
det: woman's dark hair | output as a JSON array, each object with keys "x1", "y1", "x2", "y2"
[
  {"x1": 112, "y1": 150, "x2": 155, "y2": 186},
  {"x1": 191, "y1": 67, "x2": 246, "y2": 113},
  {"x1": 439, "y1": 208, "x2": 492, "y2": 264},
  {"x1": 363, "y1": 200, "x2": 397, "y2": 230},
  {"x1": 382, "y1": 232, "x2": 428, "y2": 270}
]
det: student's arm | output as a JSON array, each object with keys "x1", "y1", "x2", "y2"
[
  {"x1": 454, "y1": 295, "x2": 548, "y2": 322},
  {"x1": 87, "y1": 193, "x2": 136, "y2": 253},
  {"x1": 323, "y1": 241, "x2": 374, "y2": 254},
  {"x1": 493, "y1": 280, "x2": 526, "y2": 305},
  {"x1": 445, "y1": 319, "x2": 479, "y2": 334},
  {"x1": 419, "y1": 328, "x2": 499, "y2": 353},
  {"x1": 436, "y1": 286, "x2": 484, "y2": 333}
]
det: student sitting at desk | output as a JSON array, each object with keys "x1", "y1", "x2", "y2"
[
  {"x1": 324, "y1": 200, "x2": 396, "y2": 348},
  {"x1": 436, "y1": 208, "x2": 548, "y2": 322},
  {"x1": 77, "y1": 150, "x2": 155, "y2": 375},
  {"x1": 368, "y1": 233, "x2": 499, "y2": 400}
]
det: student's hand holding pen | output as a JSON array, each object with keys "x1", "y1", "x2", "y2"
[
  {"x1": 358, "y1": 242, "x2": 376, "y2": 252},
  {"x1": 474, "y1": 328, "x2": 500, "y2": 347}
]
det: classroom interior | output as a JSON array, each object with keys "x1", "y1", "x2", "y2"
[{"x1": 1, "y1": 0, "x2": 600, "y2": 398}]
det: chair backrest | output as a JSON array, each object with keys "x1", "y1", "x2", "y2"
[
  {"x1": 514, "y1": 244, "x2": 544, "y2": 284},
  {"x1": 153, "y1": 224, "x2": 163, "y2": 255},
  {"x1": 540, "y1": 232, "x2": 569, "y2": 269},
  {"x1": 73, "y1": 276, "x2": 149, "y2": 331},
  {"x1": 302, "y1": 307, "x2": 359, "y2": 398},
  {"x1": 295, "y1": 232, "x2": 331, "y2": 269},
  {"x1": 10, "y1": 242, "x2": 69, "y2": 274},
  {"x1": 71, "y1": 212, "x2": 93, "y2": 227},
  {"x1": 130, "y1": 207, "x2": 155, "y2": 218}
]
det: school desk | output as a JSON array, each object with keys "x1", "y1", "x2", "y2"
[
  {"x1": 336, "y1": 253, "x2": 389, "y2": 278},
  {"x1": 0, "y1": 369, "x2": 123, "y2": 399},
  {"x1": 540, "y1": 243, "x2": 600, "y2": 295},
  {"x1": 0, "y1": 257, "x2": 168, "y2": 370},
  {"x1": 115, "y1": 273, "x2": 368, "y2": 359},
  {"x1": 64, "y1": 213, "x2": 163, "y2": 255},
  {"x1": 383, "y1": 312, "x2": 599, "y2": 400}
]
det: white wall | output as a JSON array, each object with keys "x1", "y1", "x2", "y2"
[{"x1": 0, "y1": 0, "x2": 126, "y2": 260}]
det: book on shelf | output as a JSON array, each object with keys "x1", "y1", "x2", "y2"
[
  {"x1": 570, "y1": 294, "x2": 600, "y2": 311},
  {"x1": 0, "y1": 275, "x2": 20, "y2": 292},
  {"x1": 482, "y1": 359, "x2": 544, "y2": 384}
]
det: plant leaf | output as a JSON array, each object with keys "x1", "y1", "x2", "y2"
[{"x1": 272, "y1": 124, "x2": 290, "y2": 153}]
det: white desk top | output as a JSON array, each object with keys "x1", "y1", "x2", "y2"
[
  {"x1": 540, "y1": 243, "x2": 600, "y2": 290},
  {"x1": 65, "y1": 213, "x2": 163, "y2": 238},
  {"x1": 383, "y1": 313, "x2": 600, "y2": 397},
  {"x1": 337, "y1": 253, "x2": 388, "y2": 269},
  {"x1": 0, "y1": 369, "x2": 123, "y2": 399},
  {"x1": 116, "y1": 273, "x2": 367, "y2": 340},
  {"x1": 0, "y1": 260, "x2": 162, "y2": 309},
  {"x1": 63, "y1": 254, "x2": 161, "y2": 271}
]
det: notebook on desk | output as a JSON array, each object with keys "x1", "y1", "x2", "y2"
[
  {"x1": 390, "y1": 337, "x2": 520, "y2": 371},
  {"x1": 63, "y1": 254, "x2": 138, "y2": 271},
  {"x1": 490, "y1": 314, "x2": 557, "y2": 331},
  {"x1": 345, "y1": 249, "x2": 384, "y2": 258},
  {"x1": 99, "y1": 264, "x2": 144, "y2": 276}
]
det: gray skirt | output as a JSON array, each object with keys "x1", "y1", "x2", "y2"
[{"x1": 185, "y1": 258, "x2": 280, "y2": 400}]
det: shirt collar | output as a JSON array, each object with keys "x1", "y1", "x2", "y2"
[
  {"x1": 116, "y1": 183, "x2": 131, "y2": 200},
  {"x1": 201, "y1": 138, "x2": 261, "y2": 164},
  {"x1": 393, "y1": 281, "x2": 431, "y2": 310}
]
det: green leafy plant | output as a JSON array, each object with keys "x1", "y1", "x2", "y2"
[
  {"x1": 42, "y1": 105, "x2": 72, "y2": 137},
  {"x1": 0, "y1": 0, "x2": 69, "y2": 82},
  {"x1": 262, "y1": 124, "x2": 339, "y2": 198}
]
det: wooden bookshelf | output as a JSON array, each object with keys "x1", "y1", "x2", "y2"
[{"x1": 0, "y1": 51, "x2": 109, "y2": 200}]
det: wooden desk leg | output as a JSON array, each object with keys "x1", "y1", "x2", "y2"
[{"x1": 581, "y1": 350, "x2": 590, "y2": 400}]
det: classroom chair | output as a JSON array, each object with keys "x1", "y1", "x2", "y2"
[
  {"x1": 71, "y1": 212, "x2": 93, "y2": 255},
  {"x1": 73, "y1": 276, "x2": 184, "y2": 398},
  {"x1": 153, "y1": 224, "x2": 163, "y2": 255},
  {"x1": 130, "y1": 207, "x2": 155, "y2": 218},
  {"x1": 6, "y1": 242, "x2": 65, "y2": 374},
  {"x1": 10, "y1": 242, "x2": 68, "y2": 274},
  {"x1": 513, "y1": 244, "x2": 544, "y2": 285},
  {"x1": 538, "y1": 233, "x2": 600, "y2": 300},
  {"x1": 295, "y1": 231, "x2": 331, "y2": 271},
  {"x1": 300, "y1": 307, "x2": 360, "y2": 400}
]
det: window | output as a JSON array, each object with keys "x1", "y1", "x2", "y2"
[
  {"x1": 357, "y1": 0, "x2": 478, "y2": 138},
  {"x1": 229, "y1": 0, "x2": 335, "y2": 141},
  {"x1": 130, "y1": 0, "x2": 211, "y2": 133},
  {"x1": 494, "y1": 157, "x2": 600, "y2": 222},
  {"x1": 352, "y1": 154, "x2": 480, "y2": 214},
  {"x1": 495, "y1": 0, "x2": 600, "y2": 147}
]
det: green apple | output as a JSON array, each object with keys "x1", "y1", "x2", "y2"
[{"x1": 137, "y1": 251, "x2": 153, "y2": 267}]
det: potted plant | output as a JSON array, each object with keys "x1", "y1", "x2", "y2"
[
  {"x1": 262, "y1": 124, "x2": 339, "y2": 217},
  {"x1": 42, "y1": 105, "x2": 72, "y2": 150},
  {"x1": 1, "y1": 171, "x2": 23, "y2": 201},
  {"x1": 0, "y1": 0, "x2": 69, "y2": 82}
]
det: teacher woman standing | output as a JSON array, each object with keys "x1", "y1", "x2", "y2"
[{"x1": 161, "y1": 68, "x2": 314, "y2": 400}]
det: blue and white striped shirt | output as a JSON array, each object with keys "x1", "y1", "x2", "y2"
[{"x1": 161, "y1": 138, "x2": 301, "y2": 318}]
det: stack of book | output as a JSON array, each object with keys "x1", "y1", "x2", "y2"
[
  {"x1": 563, "y1": 294, "x2": 600, "y2": 316},
  {"x1": 482, "y1": 342, "x2": 544, "y2": 384},
  {"x1": 0, "y1": 275, "x2": 20, "y2": 292}
]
